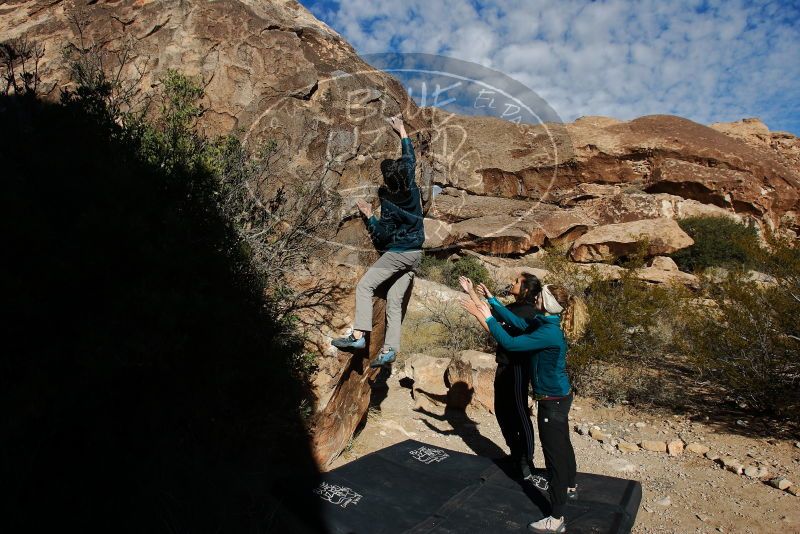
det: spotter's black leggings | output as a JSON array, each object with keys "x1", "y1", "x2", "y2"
[{"x1": 537, "y1": 392, "x2": 577, "y2": 518}]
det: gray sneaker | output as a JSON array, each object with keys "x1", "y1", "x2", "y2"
[{"x1": 528, "y1": 515, "x2": 566, "y2": 533}]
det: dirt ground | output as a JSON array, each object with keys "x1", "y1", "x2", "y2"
[{"x1": 329, "y1": 369, "x2": 800, "y2": 533}]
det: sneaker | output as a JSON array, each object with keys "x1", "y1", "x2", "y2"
[
  {"x1": 567, "y1": 485, "x2": 578, "y2": 500},
  {"x1": 528, "y1": 515, "x2": 566, "y2": 533},
  {"x1": 369, "y1": 348, "x2": 396, "y2": 368},
  {"x1": 331, "y1": 333, "x2": 365, "y2": 350},
  {"x1": 524, "y1": 474, "x2": 550, "y2": 492}
]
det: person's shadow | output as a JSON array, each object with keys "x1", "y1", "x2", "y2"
[{"x1": 414, "y1": 390, "x2": 551, "y2": 512}]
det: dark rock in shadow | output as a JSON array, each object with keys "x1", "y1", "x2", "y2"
[{"x1": 1, "y1": 95, "x2": 324, "y2": 533}]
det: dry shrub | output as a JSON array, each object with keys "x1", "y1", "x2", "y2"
[{"x1": 680, "y1": 242, "x2": 800, "y2": 416}]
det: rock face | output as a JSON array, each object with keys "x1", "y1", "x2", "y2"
[
  {"x1": 403, "y1": 354, "x2": 450, "y2": 411},
  {"x1": 7, "y1": 0, "x2": 800, "y2": 467},
  {"x1": 1, "y1": 0, "x2": 438, "y2": 468},
  {"x1": 569, "y1": 219, "x2": 694, "y2": 263},
  {"x1": 446, "y1": 350, "x2": 497, "y2": 413}
]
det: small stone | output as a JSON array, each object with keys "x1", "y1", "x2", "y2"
[
  {"x1": 795, "y1": 442, "x2": 800, "y2": 449},
  {"x1": 769, "y1": 476, "x2": 792, "y2": 490},
  {"x1": 590, "y1": 427, "x2": 612, "y2": 442},
  {"x1": 687, "y1": 442, "x2": 710, "y2": 455},
  {"x1": 718, "y1": 457, "x2": 744, "y2": 475},
  {"x1": 655, "y1": 495, "x2": 672, "y2": 507},
  {"x1": 643, "y1": 505, "x2": 653, "y2": 513},
  {"x1": 744, "y1": 466, "x2": 769, "y2": 479},
  {"x1": 787, "y1": 486, "x2": 800, "y2": 496},
  {"x1": 668, "y1": 439, "x2": 685, "y2": 456},
  {"x1": 575, "y1": 424, "x2": 590, "y2": 436},
  {"x1": 705, "y1": 451, "x2": 720, "y2": 461},
  {"x1": 696, "y1": 513, "x2": 707, "y2": 522},
  {"x1": 635, "y1": 422, "x2": 647, "y2": 428},
  {"x1": 618, "y1": 441, "x2": 640, "y2": 453},
  {"x1": 735, "y1": 419, "x2": 749, "y2": 427},
  {"x1": 726, "y1": 463, "x2": 744, "y2": 475},
  {"x1": 640, "y1": 440, "x2": 667, "y2": 453}
]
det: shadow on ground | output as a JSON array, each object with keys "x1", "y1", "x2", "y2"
[{"x1": 1, "y1": 95, "x2": 325, "y2": 532}]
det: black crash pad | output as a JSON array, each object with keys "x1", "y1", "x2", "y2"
[{"x1": 271, "y1": 439, "x2": 641, "y2": 533}]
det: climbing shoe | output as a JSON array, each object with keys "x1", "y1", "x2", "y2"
[
  {"x1": 332, "y1": 333, "x2": 366, "y2": 350},
  {"x1": 369, "y1": 348, "x2": 396, "y2": 368}
]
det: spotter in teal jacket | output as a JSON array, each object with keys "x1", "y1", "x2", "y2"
[{"x1": 486, "y1": 296, "x2": 571, "y2": 398}]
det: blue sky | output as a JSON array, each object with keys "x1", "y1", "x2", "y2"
[{"x1": 302, "y1": 0, "x2": 800, "y2": 134}]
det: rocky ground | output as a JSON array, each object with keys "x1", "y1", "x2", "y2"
[{"x1": 329, "y1": 368, "x2": 800, "y2": 533}]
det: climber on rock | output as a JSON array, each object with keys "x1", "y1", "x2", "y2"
[{"x1": 331, "y1": 116, "x2": 425, "y2": 368}]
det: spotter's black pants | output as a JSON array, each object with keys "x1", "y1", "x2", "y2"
[
  {"x1": 494, "y1": 360, "x2": 535, "y2": 469},
  {"x1": 537, "y1": 392, "x2": 577, "y2": 518}
]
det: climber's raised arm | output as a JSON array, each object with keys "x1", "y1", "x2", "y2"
[{"x1": 389, "y1": 116, "x2": 416, "y2": 190}]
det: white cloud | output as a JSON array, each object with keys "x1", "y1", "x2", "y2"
[{"x1": 306, "y1": 0, "x2": 800, "y2": 133}]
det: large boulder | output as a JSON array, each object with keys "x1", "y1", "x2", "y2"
[
  {"x1": 583, "y1": 192, "x2": 740, "y2": 225},
  {"x1": 432, "y1": 190, "x2": 537, "y2": 222},
  {"x1": 449, "y1": 215, "x2": 547, "y2": 254},
  {"x1": 566, "y1": 115, "x2": 800, "y2": 225},
  {"x1": 445, "y1": 350, "x2": 497, "y2": 413},
  {"x1": 646, "y1": 158, "x2": 771, "y2": 217},
  {"x1": 403, "y1": 354, "x2": 451, "y2": 411},
  {"x1": 569, "y1": 218, "x2": 694, "y2": 263},
  {"x1": 422, "y1": 108, "x2": 575, "y2": 199},
  {"x1": 447, "y1": 207, "x2": 593, "y2": 254}
]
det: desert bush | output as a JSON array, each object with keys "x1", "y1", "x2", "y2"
[
  {"x1": 1, "y1": 37, "x2": 45, "y2": 96},
  {"x1": 402, "y1": 298, "x2": 494, "y2": 359},
  {"x1": 672, "y1": 215, "x2": 760, "y2": 272},
  {"x1": 417, "y1": 253, "x2": 494, "y2": 291},
  {"x1": 680, "y1": 244, "x2": 800, "y2": 416},
  {"x1": 568, "y1": 270, "x2": 690, "y2": 400}
]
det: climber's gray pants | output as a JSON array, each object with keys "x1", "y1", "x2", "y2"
[{"x1": 353, "y1": 249, "x2": 423, "y2": 352}]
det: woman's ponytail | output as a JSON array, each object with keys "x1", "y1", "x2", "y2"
[{"x1": 546, "y1": 285, "x2": 588, "y2": 342}]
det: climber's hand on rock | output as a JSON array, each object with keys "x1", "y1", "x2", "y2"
[{"x1": 356, "y1": 198, "x2": 372, "y2": 218}]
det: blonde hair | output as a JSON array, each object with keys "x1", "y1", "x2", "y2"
[{"x1": 547, "y1": 285, "x2": 587, "y2": 342}]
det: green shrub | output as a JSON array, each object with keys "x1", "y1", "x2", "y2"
[
  {"x1": 679, "y1": 235, "x2": 800, "y2": 417},
  {"x1": 416, "y1": 254, "x2": 495, "y2": 292},
  {"x1": 445, "y1": 256, "x2": 493, "y2": 291},
  {"x1": 416, "y1": 253, "x2": 449, "y2": 283},
  {"x1": 567, "y1": 270, "x2": 690, "y2": 402},
  {"x1": 672, "y1": 216, "x2": 761, "y2": 272}
]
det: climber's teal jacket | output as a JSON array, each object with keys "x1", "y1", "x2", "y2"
[
  {"x1": 367, "y1": 138, "x2": 424, "y2": 252},
  {"x1": 486, "y1": 297, "x2": 571, "y2": 398}
]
